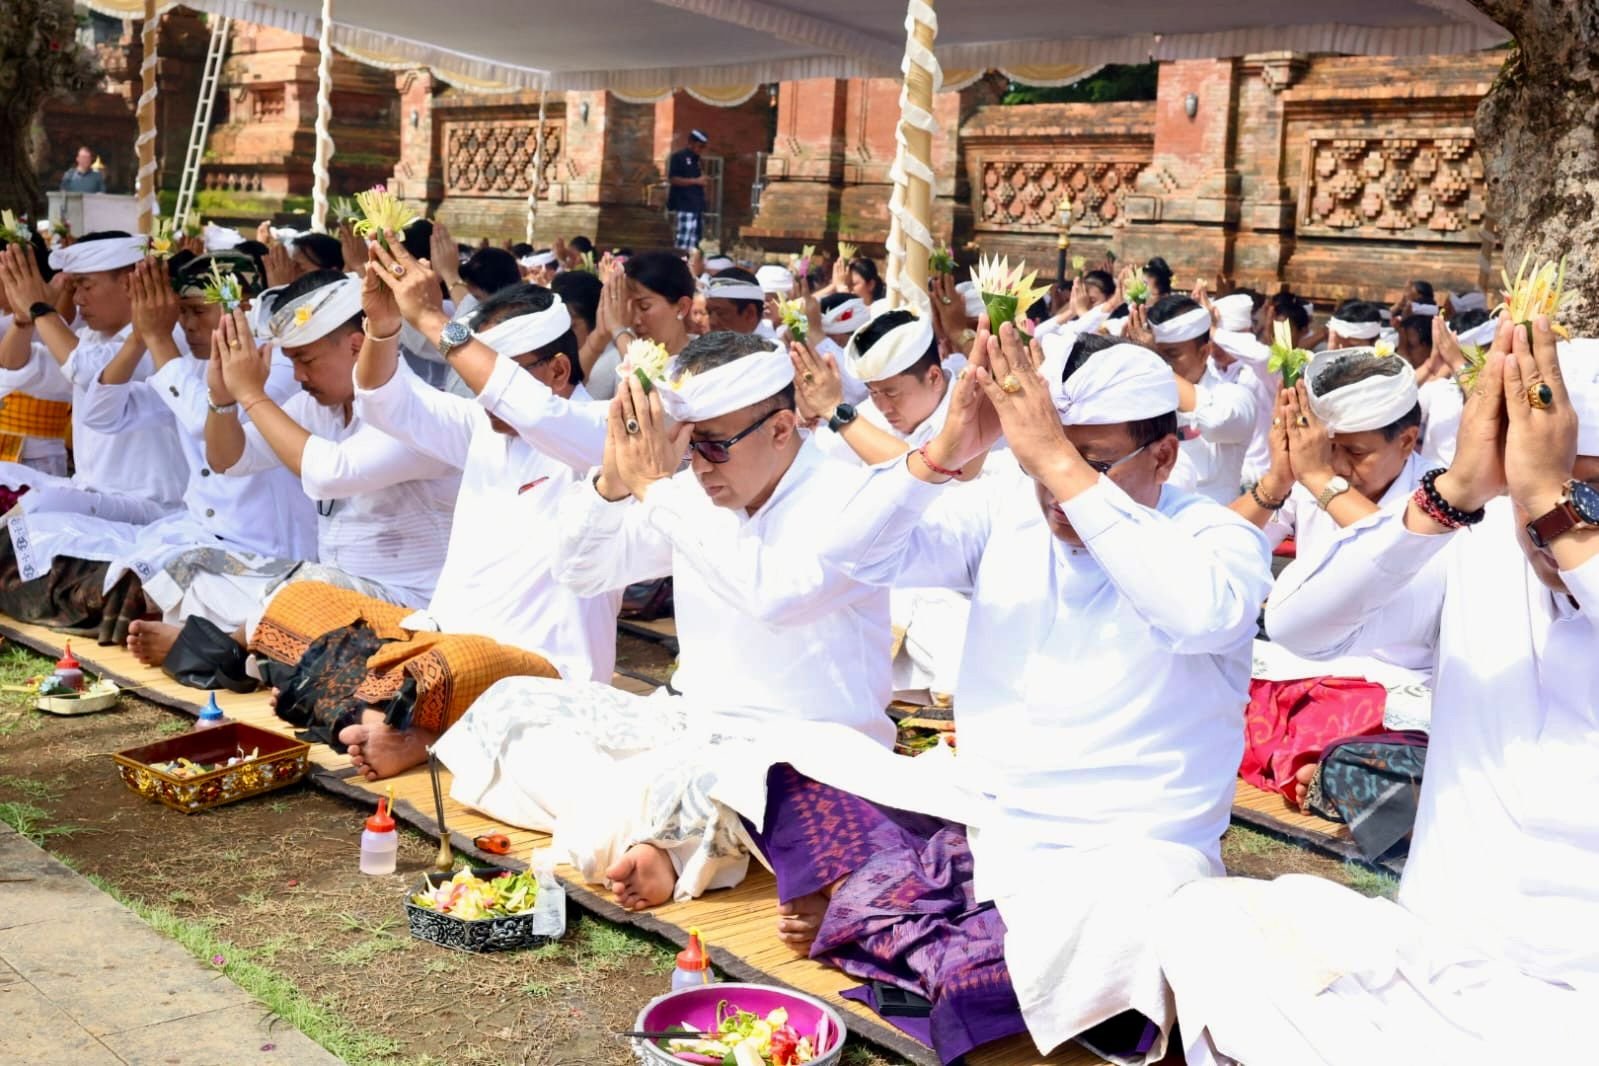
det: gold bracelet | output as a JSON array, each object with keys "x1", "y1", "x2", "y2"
[{"x1": 363, "y1": 320, "x2": 402, "y2": 343}]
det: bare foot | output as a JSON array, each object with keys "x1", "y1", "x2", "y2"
[
  {"x1": 604, "y1": 843, "x2": 676, "y2": 912},
  {"x1": 777, "y1": 891, "x2": 828, "y2": 956},
  {"x1": 127, "y1": 619, "x2": 181, "y2": 668},
  {"x1": 336, "y1": 709, "x2": 435, "y2": 781},
  {"x1": 1290, "y1": 762, "x2": 1319, "y2": 810}
]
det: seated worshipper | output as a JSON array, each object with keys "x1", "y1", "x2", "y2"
[
  {"x1": 1231, "y1": 347, "x2": 1430, "y2": 808},
  {"x1": 1154, "y1": 315, "x2": 1599, "y2": 1066},
  {"x1": 0, "y1": 234, "x2": 71, "y2": 479},
  {"x1": 795, "y1": 310, "x2": 967, "y2": 703},
  {"x1": 810, "y1": 293, "x2": 871, "y2": 405},
  {"x1": 122, "y1": 270, "x2": 461, "y2": 668},
  {"x1": 47, "y1": 255, "x2": 314, "y2": 647},
  {"x1": 519, "y1": 249, "x2": 558, "y2": 286},
  {"x1": 1207, "y1": 292, "x2": 1283, "y2": 485},
  {"x1": 727, "y1": 326, "x2": 1272, "y2": 1064},
  {"x1": 433, "y1": 330, "x2": 905, "y2": 909},
  {"x1": 0, "y1": 236, "x2": 189, "y2": 637},
  {"x1": 1142, "y1": 256, "x2": 1176, "y2": 301},
  {"x1": 1136, "y1": 294, "x2": 1257, "y2": 503},
  {"x1": 581, "y1": 253, "x2": 695, "y2": 400},
  {"x1": 701, "y1": 270, "x2": 766, "y2": 334},
  {"x1": 1034, "y1": 273, "x2": 1121, "y2": 351},
  {"x1": 259, "y1": 240, "x2": 617, "y2": 780},
  {"x1": 1324, "y1": 299, "x2": 1385, "y2": 350},
  {"x1": 847, "y1": 256, "x2": 886, "y2": 307},
  {"x1": 1413, "y1": 310, "x2": 1495, "y2": 468}
]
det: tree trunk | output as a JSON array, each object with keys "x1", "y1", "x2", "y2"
[
  {"x1": 1470, "y1": 1, "x2": 1599, "y2": 333},
  {"x1": 0, "y1": 84, "x2": 46, "y2": 220}
]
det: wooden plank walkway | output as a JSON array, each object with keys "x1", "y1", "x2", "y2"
[{"x1": 0, "y1": 615, "x2": 1098, "y2": 1066}]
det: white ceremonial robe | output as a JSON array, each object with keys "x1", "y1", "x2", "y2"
[
  {"x1": 354, "y1": 356, "x2": 616, "y2": 680},
  {"x1": 0, "y1": 313, "x2": 70, "y2": 475},
  {"x1": 1417, "y1": 376, "x2": 1463, "y2": 468},
  {"x1": 436, "y1": 440, "x2": 899, "y2": 900},
  {"x1": 715, "y1": 463, "x2": 1273, "y2": 1059},
  {"x1": 1210, "y1": 329, "x2": 1282, "y2": 483},
  {"x1": 1159, "y1": 499, "x2": 1599, "y2": 1065},
  {"x1": 1171, "y1": 360, "x2": 1257, "y2": 504}
]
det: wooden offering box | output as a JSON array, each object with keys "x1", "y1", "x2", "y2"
[{"x1": 113, "y1": 722, "x2": 310, "y2": 814}]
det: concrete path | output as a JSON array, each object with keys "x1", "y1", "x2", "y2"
[{"x1": 0, "y1": 820, "x2": 341, "y2": 1066}]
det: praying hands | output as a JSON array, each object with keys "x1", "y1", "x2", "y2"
[
  {"x1": 214, "y1": 307, "x2": 274, "y2": 406},
  {"x1": 597, "y1": 375, "x2": 691, "y2": 503},
  {"x1": 366, "y1": 231, "x2": 445, "y2": 330}
]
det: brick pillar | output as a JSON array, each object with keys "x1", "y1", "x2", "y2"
[
  {"x1": 390, "y1": 69, "x2": 442, "y2": 209},
  {"x1": 742, "y1": 79, "x2": 850, "y2": 249}
]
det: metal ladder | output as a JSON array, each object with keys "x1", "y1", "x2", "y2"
[{"x1": 172, "y1": 15, "x2": 232, "y2": 225}]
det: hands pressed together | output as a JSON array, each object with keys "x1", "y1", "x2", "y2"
[
  {"x1": 596, "y1": 375, "x2": 692, "y2": 503},
  {"x1": 211, "y1": 307, "x2": 273, "y2": 407}
]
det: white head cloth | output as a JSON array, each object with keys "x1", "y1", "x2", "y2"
[
  {"x1": 1150, "y1": 306, "x2": 1212, "y2": 345},
  {"x1": 520, "y1": 251, "x2": 557, "y2": 269},
  {"x1": 657, "y1": 341, "x2": 796, "y2": 422},
  {"x1": 48, "y1": 236, "x2": 146, "y2": 274},
  {"x1": 1378, "y1": 308, "x2": 1393, "y2": 323},
  {"x1": 954, "y1": 280, "x2": 984, "y2": 320},
  {"x1": 203, "y1": 222, "x2": 244, "y2": 252},
  {"x1": 1105, "y1": 315, "x2": 1129, "y2": 338},
  {"x1": 472, "y1": 297, "x2": 572, "y2": 356},
  {"x1": 270, "y1": 227, "x2": 305, "y2": 248},
  {"x1": 1304, "y1": 347, "x2": 1419, "y2": 433},
  {"x1": 1327, "y1": 317, "x2": 1383, "y2": 341},
  {"x1": 844, "y1": 315, "x2": 934, "y2": 383},
  {"x1": 1558, "y1": 338, "x2": 1599, "y2": 455},
  {"x1": 703, "y1": 278, "x2": 766, "y2": 303},
  {"x1": 1409, "y1": 302, "x2": 1440, "y2": 317},
  {"x1": 821, "y1": 298, "x2": 869, "y2": 336},
  {"x1": 269, "y1": 276, "x2": 364, "y2": 348},
  {"x1": 1038, "y1": 342, "x2": 1179, "y2": 425},
  {"x1": 704, "y1": 256, "x2": 735, "y2": 272},
  {"x1": 1451, "y1": 291, "x2": 1488, "y2": 313},
  {"x1": 1456, "y1": 315, "x2": 1499, "y2": 348},
  {"x1": 756, "y1": 265, "x2": 794, "y2": 295},
  {"x1": 1212, "y1": 293, "x2": 1254, "y2": 332}
]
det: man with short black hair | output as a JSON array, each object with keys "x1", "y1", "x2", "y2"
[
  {"x1": 60, "y1": 146, "x2": 106, "y2": 193},
  {"x1": 701, "y1": 268, "x2": 765, "y2": 334},
  {"x1": 667, "y1": 130, "x2": 709, "y2": 252},
  {"x1": 1325, "y1": 299, "x2": 1385, "y2": 350}
]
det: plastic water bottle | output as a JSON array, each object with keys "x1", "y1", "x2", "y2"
[
  {"x1": 530, "y1": 848, "x2": 566, "y2": 939},
  {"x1": 194, "y1": 692, "x2": 226, "y2": 730},
  {"x1": 359, "y1": 798, "x2": 397, "y2": 875},
  {"x1": 671, "y1": 927, "x2": 714, "y2": 991}
]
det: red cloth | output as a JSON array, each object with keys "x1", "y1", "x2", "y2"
[{"x1": 1239, "y1": 676, "x2": 1387, "y2": 800}]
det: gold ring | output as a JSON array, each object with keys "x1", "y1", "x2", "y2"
[
  {"x1": 940, "y1": 297, "x2": 952, "y2": 306},
  {"x1": 1000, "y1": 374, "x2": 1022, "y2": 394},
  {"x1": 1295, "y1": 414, "x2": 1310, "y2": 428},
  {"x1": 624, "y1": 418, "x2": 641, "y2": 435},
  {"x1": 1271, "y1": 417, "x2": 1281, "y2": 427},
  {"x1": 1527, "y1": 382, "x2": 1553, "y2": 409},
  {"x1": 389, "y1": 263, "x2": 406, "y2": 278},
  {"x1": 803, "y1": 372, "x2": 814, "y2": 384}
]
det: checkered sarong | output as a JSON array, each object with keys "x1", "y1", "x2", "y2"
[
  {"x1": 0, "y1": 393, "x2": 71, "y2": 463},
  {"x1": 674, "y1": 210, "x2": 702, "y2": 251}
]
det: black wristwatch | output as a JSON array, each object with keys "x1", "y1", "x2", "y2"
[
  {"x1": 27, "y1": 302, "x2": 58, "y2": 322},
  {"x1": 827, "y1": 403, "x2": 857, "y2": 433}
]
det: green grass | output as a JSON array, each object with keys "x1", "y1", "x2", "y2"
[
  {"x1": 1223, "y1": 825, "x2": 1294, "y2": 859},
  {"x1": 166, "y1": 889, "x2": 197, "y2": 905},
  {"x1": 0, "y1": 773, "x2": 63, "y2": 803},
  {"x1": 0, "y1": 644, "x2": 49, "y2": 687},
  {"x1": 574, "y1": 918, "x2": 675, "y2": 975},
  {"x1": 330, "y1": 937, "x2": 410, "y2": 967},
  {"x1": 1342, "y1": 861, "x2": 1400, "y2": 900},
  {"x1": 268, "y1": 800, "x2": 292, "y2": 814},
  {"x1": 0, "y1": 801, "x2": 84, "y2": 845},
  {"x1": 519, "y1": 979, "x2": 557, "y2": 999},
  {"x1": 337, "y1": 912, "x2": 402, "y2": 937},
  {"x1": 155, "y1": 717, "x2": 192, "y2": 736}
]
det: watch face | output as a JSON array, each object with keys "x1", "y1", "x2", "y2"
[
  {"x1": 1570, "y1": 480, "x2": 1599, "y2": 524},
  {"x1": 1328, "y1": 476, "x2": 1350, "y2": 493},
  {"x1": 836, "y1": 404, "x2": 856, "y2": 420},
  {"x1": 440, "y1": 322, "x2": 471, "y2": 348}
]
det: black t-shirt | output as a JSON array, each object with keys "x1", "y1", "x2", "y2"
[{"x1": 666, "y1": 147, "x2": 705, "y2": 213}]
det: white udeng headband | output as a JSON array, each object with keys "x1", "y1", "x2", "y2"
[
  {"x1": 269, "y1": 276, "x2": 364, "y2": 347},
  {"x1": 756, "y1": 266, "x2": 795, "y2": 294},
  {"x1": 845, "y1": 315, "x2": 934, "y2": 383},
  {"x1": 656, "y1": 342, "x2": 795, "y2": 422},
  {"x1": 1455, "y1": 316, "x2": 1499, "y2": 348},
  {"x1": 1305, "y1": 348, "x2": 1418, "y2": 433},
  {"x1": 520, "y1": 251, "x2": 557, "y2": 268},
  {"x1": 1150, "y1": 306, "x2": 1212, "y2": 344},
  {"x1": 703, "y1": 280, "x2": 766, "y2": 303},
  {"x1": 1327, "y1": 318, "x2": 1383, "y2": 341},
  {"x1": 472, "y1": 297, "x2": 573, "y2": 356},
  {"x1": 48, "y1": 236, "x2": 147, "y2": 274},
  {"x1": 1409, "y1": 302, "x2": 1439, "y2": 317},
  {"x1": 1452, "y1": 291, "x2": 1487, "y2": 313},
  {"x1": 1040, "y1": 342, "x2": 1179, "y2": 425},
  {"x1": 821, "y1": 298, "x2": 868, "y2": 334},
  {"x1": 1211, "y1": 293, "x2": 1254, "y2": 333},
  {"x1": 704, "y1": 256, "x2": 735, "y2": 271}
]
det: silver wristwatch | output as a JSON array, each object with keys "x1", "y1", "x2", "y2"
[
  {"x1": 436, "y1": 320, "x2": 472, "y2": 359},
  {"x1": 207, "y1": 398, "x2": 238, "y2": 415}
]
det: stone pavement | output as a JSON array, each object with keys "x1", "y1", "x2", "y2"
[{"x1": 0, "y1": 820, "x2": 341, "y2": 1066}]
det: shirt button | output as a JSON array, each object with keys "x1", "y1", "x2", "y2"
[
  {"x1": 200, "y1": 468, "x2": 210, "y2": 477},
  {"x1": 169, "y1": 386, "x2": 179, "y2": 397},
  {"x1": 205, "y1": 508, "x2": 215, "y2": 518}
]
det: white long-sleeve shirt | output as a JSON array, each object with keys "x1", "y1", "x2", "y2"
[
  {"x1": 553, "y1": 439, "x2": 897, "y2": 747},
  {"x1": 355, "y1": 356, "x2": 617, "y2": 681},
  {"x1": 223, "y1": 386, "x2": 460, "y2": 603},
  {"x1": 1171, "y1": 360, "x2": 1258, "y2": 504},
  {"x1": 1417, "y1": 377, "x2": 1463, "y2": 467},
  {"x1": 1211, "y1": 328, "x2": 1281, "y2": 482},
  {"x1": 1264, "y1": 499, "x2": 1599, "y2": 994}
]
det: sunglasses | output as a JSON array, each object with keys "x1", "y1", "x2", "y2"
[
  {"x1": 1082, "y1": 443, "x2": 1147, "y2": 476},
  {"x1": 688, "y1": 407, "x2": 781, "y2": 464}
]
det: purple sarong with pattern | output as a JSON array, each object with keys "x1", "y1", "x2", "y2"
[{"x1": 745, "y1": 764, "x2": 1027, "y2": 1063}]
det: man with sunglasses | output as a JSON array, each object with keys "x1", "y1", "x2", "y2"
[{"x1": 434, "y1": 328, "x2": 906, "y2": 914}]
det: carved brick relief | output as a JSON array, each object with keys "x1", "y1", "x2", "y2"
[
  {"x1": 976, "y1": 158, "x2": 1148, "y2": 230},
  {"x1": 1299, "y1": 131, "x2": 1485, "y2": 242},
  {"x1": 443, "y1": 119, "x2": 563, "y2": 198}
]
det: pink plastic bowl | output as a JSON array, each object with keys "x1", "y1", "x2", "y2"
[{"x1": 632, "y1": 982, "x2": 846, "y2": 1065}]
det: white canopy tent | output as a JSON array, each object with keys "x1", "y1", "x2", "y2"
[{"x1": 88, "y1": 0, "x2": 1506, "y2": 308}]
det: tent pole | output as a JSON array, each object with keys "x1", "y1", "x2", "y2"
[
  {"x1": 886, "y1": 0, "x2": 938, "y2": 314},
  {"x1": 526, "y1": 84, "x2": 548, "y2": 247},
  {"x1": 311, "y1": 0, "x2": 336, "y2": 232},
  {"x1": 135, "y1": 0, "x2": 159, "y2": 234}
]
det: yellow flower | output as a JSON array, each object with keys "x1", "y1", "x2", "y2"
[
  {"x1": 837, "y1": 241, "x2": 858, "y2": 263},
  {"x1": 352, "y1": 185, "x2": 419, "y2": 242},
  {"x1": 1372, "y1": 339, "x2": 1396, "y2": 358},
  {"x1": 1497, "y1": 252, "x2": 1574, "y2": 338},
  {"x1": 293, "y1": 305, "x2": 313, "y2": 327},
  {"x1": 150, "y1": 236, "x2": 172, "y2": 256}
]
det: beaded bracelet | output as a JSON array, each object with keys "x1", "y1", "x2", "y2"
[
  {"x1": 1250, "y1": 482, "x2": 1288, "y2": 512},
  {"x1": 1412, "y1": 467, "x2": 1485, "y2": 529},
  {"x1": 917, "y1": 445, "x2": 962, "y2": 480}
]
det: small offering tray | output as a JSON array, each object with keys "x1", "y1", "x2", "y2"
[
  {"x1": 405, "y1": 866, "x2": 565, "y2": 953},
  {"x1": 37, "y1": 681, "x2": 122, "y2": 716},
  {"x1": 113, "y1": 721, "x2": 310, "y2": 814}
]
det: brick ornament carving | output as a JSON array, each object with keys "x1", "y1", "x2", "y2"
[
  {"x1": 444, "y1": 119, "x2": 563, "y2": 198},
  {"x1": 977, "y1": 159, "x2": 1147, "y2": 230},
  {"x1": 1300, "y1": 132, "x2": 1485, "y2": 242}
]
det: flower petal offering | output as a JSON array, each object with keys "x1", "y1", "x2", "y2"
[{"x1": 352, "y1": 184, "x2": 419, "y2": 246}]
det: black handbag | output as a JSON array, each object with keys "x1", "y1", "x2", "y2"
[{"x1": 162, "y1": 616, "x2": 259, "y2": 693}]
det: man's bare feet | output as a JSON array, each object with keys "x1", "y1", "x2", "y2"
[
  {"x1": 337, "y1": 709, "x2": 436, "y2": 781},
  {"x1": 1290, "y1": 762, "x2": 1319, "y2": 810},
  {"x1": 127, "y1": 619, "x2": 181, "y2": 668},
  {"x1": 604, "y1": 843, "x2": 677, "y2": 912},
  {"x1": 777, "y1": 891, "x2": 828, "y2": 956}
]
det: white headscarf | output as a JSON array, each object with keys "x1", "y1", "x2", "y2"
[
  {"x1": 1456, "y1": 315, "x2": 1499, "y2": 348},
  {"x1": 703, "y1": 277, "x2": 766, "y2": 303},
  {"x1": 1150, "y1": 306, "x2": 1211, "y2": 345},
  {"x1": 1409, "y1": 302, "x2": 1440, "y2": 317},
  {"x1": 756, "y1": 265, "x2": 794, "y2": 296},
  {"x1": 1451, "y1": 291, "x2": 1488, "y2": 313},
  {"x1": 48, "y1": 236, "x2": 146, "y2": 274},
  {"x1": 1304, "y1": 347, "x2": 1419, "y2": 433},
  {"x1": 269, "y1": 276, "x2": 364, "y2": 348},
  {"x1": 203, "y1": 222, "x2": 244, "y2": 252},
  {"x1": 520, "y1": 251, "x2": 557, "y2": 269},
  {"x1": 954, "y1": 280, "x2": 984, "y2": 320},
  {"x1": 1327, "y1": 317, "x2": 1383, "y2": 342},
  {"x1": 472, "y1": 297, "x2": 573, "y2": 356},
  {"x1": 1039, "y1": 342, "x2": 1179, "y2": 425},
  {"x1": 1557, "y1": 338, "x2": 1599, "y2": 456},
  {"x1": 704, "y1": 256, "x2": 735, "y2": 272},
  {"x1": 1212, "y1": 293, "x2": 1255, "y2": 333},
  {"x1": 820, "y1": 298, "x2": 868, "y2": 336},
  {"x1": 844, "y1": 315, "x2": 934, "y2": 383},
  {"x1": 657, "y1": 342, "x2": 796, "y2": 422}
]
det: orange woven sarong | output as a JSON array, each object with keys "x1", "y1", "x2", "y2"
[
  {"x1": 0, "y1": 393, "x2": 72, "y2": 464},
  {"x1": 251, "y1": 581, "x2": 560, "y2": 733}
]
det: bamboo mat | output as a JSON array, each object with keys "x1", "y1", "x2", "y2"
[{"x1": 0, "y1": 615, "x2": 1098, "y2": 1066}]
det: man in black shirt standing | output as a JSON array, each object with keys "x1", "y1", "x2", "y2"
[{"x1": 666, "y1": 129, "x2": 709, "y2": 253}]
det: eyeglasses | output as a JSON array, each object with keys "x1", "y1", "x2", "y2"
[
  {"x1": 688, "y1": 408, "x2": 781, "y2": 464},
  {"x1": 1082, "y1": 443, "x2": 1147, "y2": 476}
]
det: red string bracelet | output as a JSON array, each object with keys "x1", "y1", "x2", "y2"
[{"x1": 917, "y1": 445, "x2": 962, "y2": 479}]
